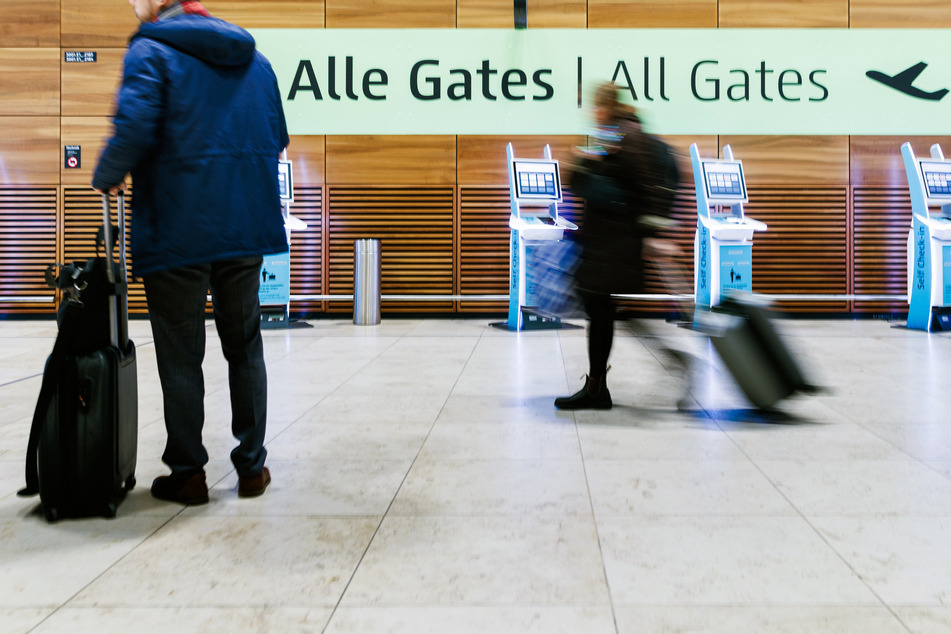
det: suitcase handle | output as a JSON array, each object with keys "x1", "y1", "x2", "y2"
[{"x1": 101, "y1": 192, "x2": 129, "y2": 349}]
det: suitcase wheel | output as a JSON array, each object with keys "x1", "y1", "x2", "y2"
[
  {"x1": 44, "y1": 506, "x2": 59, "y2": 523},
  {"x1": 104, "y1": 502, "x2": 117, "y2": 519},
  {"x1": 124, "y1": 476, "x2": 136, "y2": 491}
]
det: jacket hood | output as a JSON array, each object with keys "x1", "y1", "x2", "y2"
[{"x1": 135, "y1": 15, "x2": 255, "y2": 67}]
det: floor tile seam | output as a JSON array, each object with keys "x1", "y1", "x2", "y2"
[
  {"x1": 0, "y1": 374, "x2": 44, "y2": 390},
  {"x1": 561, "y1": 327, "x2": 622, "y2": 634},
  {"x1": 696, "y1": 421, "x2": 895, "y2": 613},
  {"x1": 319, "y1": 329, "x2": 478, "y2": 630},
  {"x1": 24, "y1": 513, "x2": 182, "y2": 632},
  {"x1": 856, "y1": 426, "x2": 951, "y2": 470},
  {"x1": 40, "y1": 600, "x2": 343, "y2": 611},
  {"x1": 604, "y1": 601, "x2": 904, "y2": 608},
  {"x1": 758, "y1": 476, "x2": 901, "y2": 615},
  {"x1": 258, "y1": 335, "x2": 408, "y2": 449},
  {"x1": 330, "y1": 601, "x2": 617, "y2": 609}
]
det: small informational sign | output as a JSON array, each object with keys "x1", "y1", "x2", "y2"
[
  {"x1": 719, "y1": 244, "x2": 752, "y2": 294},
  {"x1": 259, "y1": 251, "x2": 291, "y2": 306},
  {"x1": 64, "y1": 51, "x2": 97, "y2": 63},
  {"x1": 64, "y1": 146, "x2": 81, "y2": 169},
  {"x1": 278, "y1": 160, "x2": 293, "y2": 203}
]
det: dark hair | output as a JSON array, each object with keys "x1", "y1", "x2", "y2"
[{"x1": 594, "y1": 81, "x2": 636, "y2": 124}]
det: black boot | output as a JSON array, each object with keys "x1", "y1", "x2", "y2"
[{"x1": 554, "y1": 374, "x2": 612, "y2": 410}]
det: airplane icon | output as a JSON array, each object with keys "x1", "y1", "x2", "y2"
[{"x1": 866, "y1": 62, "x2": 949, "y2": 101}]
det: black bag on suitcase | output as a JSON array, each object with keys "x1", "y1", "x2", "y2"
[
  {"x1": 19, "y1": 192, "x2": 137, "y2": 521},
  {"x1": 697, "y1": 292, "x2": 815, "y2": 410}
]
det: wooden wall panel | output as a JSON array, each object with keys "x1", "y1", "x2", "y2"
[
  {"x1": 851, "y1": 0, "x2": 951, "y2": 28},
  {"x1": 326, "y1": 136, "x2": 455, "y2": 185},
  {"x1": 748, "y1": 188, "x2": 849, "y2": 312},
  {"x1": 588, "y1": 0, "x2": 717, "y2": 28},
  {"x1": 457, "y1": 0, "x2": 586, "y2": 27},
  {"x1": 0, "y1": 187, "x2": 58, "y2": 314},
  {"x1": 62, "y1": 0, "x2": 139, "y2": 48},
  {"x1": 286, "y1": 136, "x2": 326, "y2": 187},
  {"x1": 61, "y1": 48, "x2": 125, "y2": 117},
  {"x1": 850, "y1": 136, "x2": 951, "y2": 188},
  {"x1": 62, "y1": 187, "x2": 147, "y2": 314},
  {"x1": 203, "y1": 1, "x2": 325, "y2": 28},
  {"x1": 60, "y1": 117, "x2": 114, "y2": 186},
  {"x1": 326, "y1": 0, "x2": 455, "y2": 27},
  {"x1": 718, "y1": 135, "x2": 849, "y2": 186},
  {"x1": 0, "y1": 117, "x2": 60, "y2": 185},
  {"x1": 0, "y1": 49, "x2": 60, "y2": 115},
  {"x1": 457, "y1": 136, "x2": 581, "y2": 186},
  {"x1": 458, "y1": 187, "x2": 510, "y2": 311},
  {"x1": 719, "y1": 0, "x2": 848, "y2": 28},
  {"x1": 288, "y1": 186, "x2": 325, "y2": 314},
  {"x1": 852, "y1": 188, "x2": 910, "y2": 314},
  {"x1": 0, "y1": 1, "x2": 60, "y2": 47},
  {"x1": 327, "y1": 187, "x2": 455, "y2": 313}
]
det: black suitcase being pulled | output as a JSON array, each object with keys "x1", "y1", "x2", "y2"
[
  {"x1": 20, "y1": 192, "x2": 137, "y2": 521},
  {"x1": 697, "y1": 292, "x2": 815, "y2": 410}
]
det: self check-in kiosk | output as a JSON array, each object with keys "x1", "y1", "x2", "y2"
[
  {"x1": 260, "y1": 153, "x2": 308, "y2": 328},
  {"x1": 901, "y1": 142, "x2": 951, "y2": 331},
  {"x1": 505, "y1": 143, "x2": 578, "y2": 330},
  {"x1": 689, "y1": 143, "x2": 767, "y2": 313}
]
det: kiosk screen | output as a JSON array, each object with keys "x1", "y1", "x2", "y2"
[
  {"x1": 919, "y1": 160, "x2": 951, "y2": 202},
  {"x1": 278, "y1": 160, "x2": 293, "y2": 203},
  {"x1": 702, "y1": 160, "x2": 748, "y2": 205},
  {"x1": 513, "y1": 159, "x2": 562, "y2": 203}
]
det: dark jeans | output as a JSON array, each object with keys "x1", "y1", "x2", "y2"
[
  {"x1": 582, "y1": 290, "x2": 616, "y2": 378},
  {"x1": 143, "y1": 257, "x2": 268, "y2": 478}
]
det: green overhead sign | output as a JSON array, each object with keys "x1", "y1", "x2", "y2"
[{"x1": 249, "y1": 28, "x2": 951, "y2": 135}]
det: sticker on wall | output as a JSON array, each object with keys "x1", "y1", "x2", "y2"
[
  {"x1": 64, "y1": 52, "x2": 97, "y2": 63},
  {"x1": 64, "y1": 146, "x2": 81, "y2": 169}
]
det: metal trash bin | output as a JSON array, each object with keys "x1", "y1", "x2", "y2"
[{"x1": 353, "y1": 238, "x2": 381, "y2": 325}]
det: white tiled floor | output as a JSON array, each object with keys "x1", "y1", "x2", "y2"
[{"x1": 1, "y1": 315, "x2": 949, "y2": 633}]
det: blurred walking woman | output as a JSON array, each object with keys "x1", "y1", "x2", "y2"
[{"x1": 555, "y1": 82, "x2": 667, "y2": 410}]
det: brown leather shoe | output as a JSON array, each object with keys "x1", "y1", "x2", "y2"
[
  {"x1": 238, "y1": 466, "x2": 271, "y2": 498},
  {"x1": 151, "y1": 471, "x2": 208, "y2": 505}
]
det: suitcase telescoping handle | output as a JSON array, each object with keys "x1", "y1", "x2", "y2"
[{"x1": 101, "y1": 191, "x2": 129, "y2": 349}]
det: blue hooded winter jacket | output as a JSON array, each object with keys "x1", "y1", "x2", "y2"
[{"x1": 92, "y1": 14, "x2": 290, "y2": 276}]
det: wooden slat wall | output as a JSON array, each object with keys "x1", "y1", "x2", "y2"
[
  {"x1": 327, "y1": 188, "x2": 456, "y2": 313},
  {"x1": 62, "y1": 188, "x2": 147, "y2": 314},
  {"x1": 747, "y1": 188, "x2": 849, "y2": 312},
  {"x1": 458, "y1": 187, "x2": 511, "y2": 312},
  {"x1": 852, "y1": 188, "x2": 910, "y2": 314},
  {"x1": 0, "y1": 1, "x2": 945, "y2": 318},
  {"x1": 0, "y1": 188, "x2": 58, "y2": 313},
  {"x1": 288, "y1": 187, "x2": 325, "y2": 314}
]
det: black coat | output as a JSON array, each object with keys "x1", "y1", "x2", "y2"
[{"x1": 569, "y1": 115, "x2": 657, "y2": 295}]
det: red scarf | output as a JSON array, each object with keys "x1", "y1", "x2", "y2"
[{"x1": 181, "y1": 1, "x2": 210, "y2": 17}]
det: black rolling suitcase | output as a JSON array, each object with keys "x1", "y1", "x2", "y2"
[
  {"x1": 697, "y1": 292, "x2": 815, "y2": 410},
  {"x1": 19, "y1": 192, "x2": 137, "y2": 521}
]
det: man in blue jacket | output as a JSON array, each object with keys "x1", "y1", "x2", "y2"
[{"x1": 93, "y1": 0, "x2": 289, "y2": 505}]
